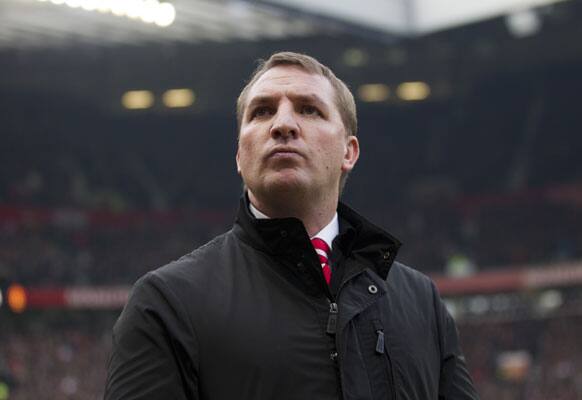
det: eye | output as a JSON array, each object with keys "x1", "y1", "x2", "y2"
[
  {"x1": 301, "y1": 104, "x2": 321, "y2": 116},
  {"x1": 250, "y1": 106, "x2": 273, "y2": 119}
]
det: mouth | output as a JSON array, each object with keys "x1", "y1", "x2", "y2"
[{"x1": 266, "y1": 147, "x2": 303, "y2": 159}]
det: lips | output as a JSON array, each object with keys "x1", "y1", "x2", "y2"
[{"x1": 266, "y1": 147, "x2": 303, "y2": 159}]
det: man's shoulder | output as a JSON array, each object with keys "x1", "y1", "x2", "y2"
[
  {"x1": 147, "y1": 229, "x2": 237, "y2": 288},
  {"x1": 120, "y1": 230, "x2": 243, "y2": 324},
  {"x1": 390, "y1": 260, "x2": 432, "y2": 281},
  {"x1": 387, "y1": 260, "x2": 436, "y2": 297}
]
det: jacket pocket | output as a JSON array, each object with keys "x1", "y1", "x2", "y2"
[{"x1": 372, "y1": 319, "x2": 397, "y2": 400}]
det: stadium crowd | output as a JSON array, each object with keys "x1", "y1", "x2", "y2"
[
  {"x1": 1, "y1": 309, "x2": 581, "y2": 399},
  {"x1": 1, "y1": 189, "x2": 580, "y2": 286}
]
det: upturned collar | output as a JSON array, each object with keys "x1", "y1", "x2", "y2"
[{"x1": 233, "y1": 194, "x2": 401, "y2": 281}]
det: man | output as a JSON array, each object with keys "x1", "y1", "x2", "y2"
[{"x1": 105, "y1": 52, "x2": 478, "y2": 400}]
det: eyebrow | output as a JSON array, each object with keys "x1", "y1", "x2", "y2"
[
  {"x1": 246, "y1": 96, "x2": 274, "y2": 110},
  {"x1": 246, "y1": 93, "x2": 329, "y2": 113},
  {"x1": 293, "y1": 94, "x2": 329, "y2": 110}
]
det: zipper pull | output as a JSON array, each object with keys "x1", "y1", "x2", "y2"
[
  {"x1": 375, "y1": 330, "x2": 385, "y2": 354},
  {"x1": 373, "y1": 319, "x2": 385, "y2": 354},
  {"x1": 326, "y1": 302, "x2": 338, "y2": 334}
]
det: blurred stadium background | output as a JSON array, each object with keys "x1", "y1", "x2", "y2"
[{"x1": 1, "y1": 0, "x2": 582, "y2": 399}]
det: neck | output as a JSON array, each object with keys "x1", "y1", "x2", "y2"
[{"x1": 248, "y1": 189, "x2": 338, "y2": 237}]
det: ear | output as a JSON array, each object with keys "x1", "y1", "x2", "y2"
[
  {"x1": 236, "y1": 148, "x2": 241, "y2": 174},
  {"x1": 341, "y1": 135, "x2": 359, "y2": 173}
]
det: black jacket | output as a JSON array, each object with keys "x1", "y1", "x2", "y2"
[{"x1": 105, "y1": 197, "x2": 478, "y2": 400}]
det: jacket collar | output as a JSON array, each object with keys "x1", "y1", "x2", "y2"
[
  {"x1": 335, "y1": 202, "x2": 401, "y2": 280},
  {"x1": 233, "y1": 193, "x2": 401, "y2": 280}
]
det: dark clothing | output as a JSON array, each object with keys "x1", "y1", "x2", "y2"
[{"x1": 105, "y1": 196, "x2": 478, "y2": 400}]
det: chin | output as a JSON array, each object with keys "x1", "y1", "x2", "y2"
[
  {"x1": 255, "y1": 173, "x2": 309, "y2": 197},
  {"x1": 268, "y1": 179, "x2": 305, "y2": 194}
]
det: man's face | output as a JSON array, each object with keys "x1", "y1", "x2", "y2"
[{"x1": 236, "y1": 65, "x2": 359, "y2": 202}]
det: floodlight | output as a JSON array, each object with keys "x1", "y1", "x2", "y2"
[
  {"x1": 65, "y1": 0, "x2": 82, "y2": 8},
  {"x1": 162, "y1": 89, "x2": 195, "y2": 108},
  {"x1": 37, "y1": 0, "x2": 176, "y2": 27},
  {"x1": 343, "y1": 48, "x2": 368, "y2": 67},
  {"x1": 397, "y1": 82, "x2": 431, "y2": 101},
  {"x1": 154, "y1": 2, "x2": 176, "y2": 27},
  {"x1": 358, "y1": 84, "x2": 390, "y2": 102},
  {"x1": 122, "y1": 90, "x2": 155, "y2": 109}
]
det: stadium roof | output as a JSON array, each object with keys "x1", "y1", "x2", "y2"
[
  {"x1": 0, "y1": 0, "x2": 331, "y2": 49},
  {"x1": 0, "y1": 0, "x2": 571, "y2": 49},
  {"x1": 262, "y1": 0, "x2": 570, "y2": 35}
]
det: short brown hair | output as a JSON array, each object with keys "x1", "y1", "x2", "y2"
[
  {"x1": 236, "y1": 52, "x2": 357, "y2": 138},
  {"x1": 236, "y1": 52, "x2": 358, "y2": 195}
]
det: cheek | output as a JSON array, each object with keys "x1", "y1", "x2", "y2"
[
  {"x1": 237, "y1": 138, "x2": 259, "y2": 169},
  {"x1": 237, "y1": 149, "x2": 250, "y2": 171},
  {"x1": 238, "y1": 134, "x2": 252, "y2": 155},
  {"x1": 317, "y1": 135, "x2": 346, "y2": 163}
]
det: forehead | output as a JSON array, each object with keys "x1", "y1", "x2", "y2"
[{"x1": 246, "y1": 65, "x2": 335, "y2": 104}]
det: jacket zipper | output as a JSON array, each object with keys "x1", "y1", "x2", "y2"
[
  {"x1": 325, "y1": 299, "x2": 343, "y2": 399},
  {"x1": 331, "y1": 266, "x2": 380, "y2": 399},
  {"x1": 326, "y1": 301, "x2": 338, "y2": 334},
  {"x1": 328, "y1": 270, "x2": 367, "y2": 400},
  {"x1": 373, "y1": 320, "x2": 397, "y2": 400}
]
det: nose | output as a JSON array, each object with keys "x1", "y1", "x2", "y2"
[{"x1": 270, "y1": 103, "x2": 299, "y2": 140}]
